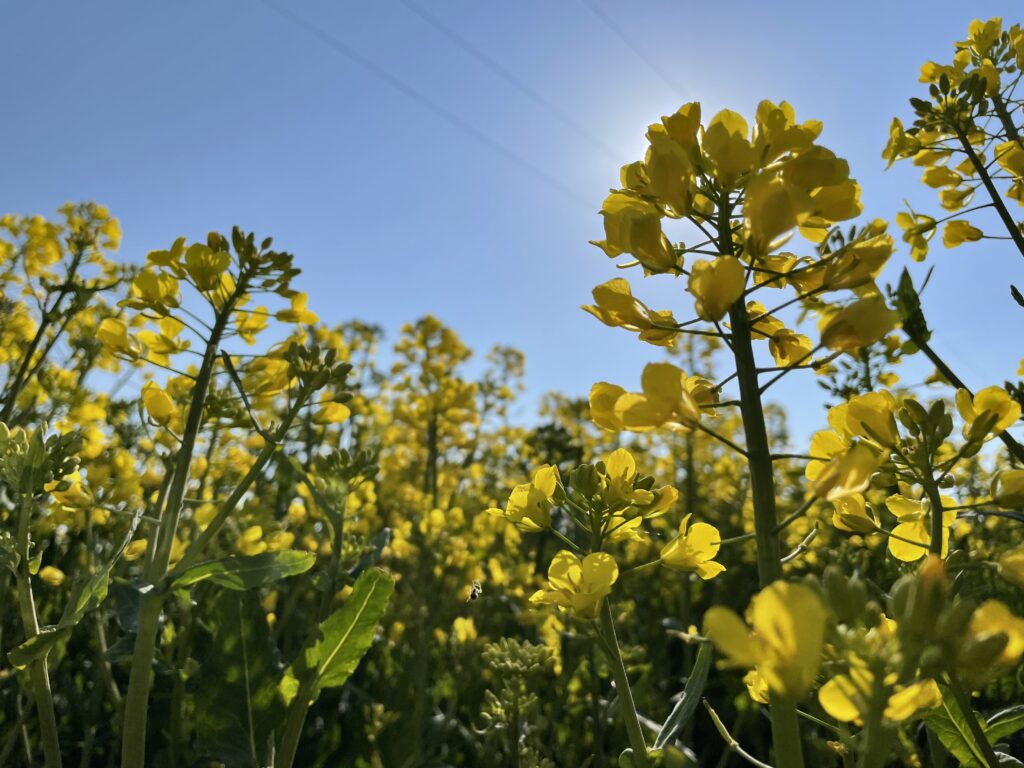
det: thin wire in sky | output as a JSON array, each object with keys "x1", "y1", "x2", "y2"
[
  {"x1": 580, "y1": 0, "x2": 691, "y2": 103},
  {"x1": 256, "y1": 0, "x2": 595, "y2": 212},
  {"x1": 397, "y1": 0, "x2": 621, "y2": 162}
]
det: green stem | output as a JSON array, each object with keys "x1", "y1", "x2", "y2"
[
  {"x1": 703, "y1": 700, "x2": 773, "y2": 768},
  {"x1": 597, "y1": 601, "x2": 650, "y2": 767},
  {"x1": 857, "y1": 664, "x2": 893, "y2": 768},
  {"x1": 316, "y1": 491, "x2": 348, "y2": 621},
  {"x1": 720, "y1": 208, "x2": 804, "y2": 768},
  {"x1": 0, "y1": 247, "x2": 85, "y2": 422},
  {"x1": 921, "y1": 473, "x2": 946, "y2": 557},
  {"x1": 991, "y1": 93, "x2": 1021, "y2": 145},
  {"x1": 15, "y1": 496, "x2": 62, "y2": 768},
  {"x1": 956, "y1": 128, "x2": 1024, "y2": 259},
  {"x1": 121, "y1": 279, "x2": 245, "y2": 768},
  {"x1": 167, "y1": 369, "x2": 327, "y2": 581},
  {"x1": 275, "y1": 677, "x2": 315, "y2": 768},
  {"x1": 726, "y1": 307, "x2": 782, "y2": 578}
]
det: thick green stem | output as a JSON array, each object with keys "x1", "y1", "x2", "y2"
[
  {"x1": 275, "y1": 677, "x2": 316, "y2": 768},
  {"x1": 15, "y1": 497, "x2": 62, "y2": 768},
  {"x1": 598, "y1": 601, "x2": 650, "y2": 767},
  {"x1": 724, "y1": 302, "x2": 782, "y2": 579},
  {"x1": 947, "y1": 676, "x2": 1000, "y2": 768},
  {"x1": 764, "y1": 694, "x2": 804, "y2": 768},
  {"x1": 121, "y1": 282, "x2": 244, "y2": 768},
  {"x1": 719, "y1": 208, "x2": 804, "y2": 768},
  {"x1": 120, "y1": 596, "x2": 161, "y2": 767},
  {"x1": 857, "y1": 664, "x2": 893, "y2": 768},
  {"x1": 124, "y1": 370, "x2": 322, "y2": 767}
]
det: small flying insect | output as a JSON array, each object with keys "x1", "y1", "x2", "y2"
[{"x1": 466, "y1": 580, "x2": 483, "y2": 603}]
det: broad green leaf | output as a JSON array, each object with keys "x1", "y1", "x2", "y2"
[
  {"x1": 987, "y1": 705, "x2": 1024, "y2": 743},
  {"x1": 172, "y1": 550, "x2": 315, "y2": 591},
  {"x1": 923, "y1": 686, "x2": 988, "y2": 768},
  {"x1": 654, "y1": 642, "x2": 711, "y2": 750},
  {"x1": 194, "y1": 591, "x2": 283, "y2": 768},
  {"x1": 294, "y1": 567, "x2": 393, "y2": 696},
  {"x1": 312, "y1": 567, "x2": 393, "y2": 688}
]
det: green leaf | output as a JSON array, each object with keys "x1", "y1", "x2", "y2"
[
  {"x1": 0, "y1": 531, "x2": 19, "y2": 577},
  {"x1": 60, "y1": 570, "x2": 111, "y2": 623},
  {"x1": 987, "y1": 705, "x2": 1024, "y2": 743},
  {"x1": 171, "y1": 551, "x2": 315, "y2": 591},
  {"x1": 892, "y1": 267, "x2": 931, "y2": 343},
  {"x1": 923, "y1": 686, "x2": 988, "y2": 768},
  {"x1": 654, "y1": 642, "x2": 711, "y2": 750},
  {"x1": 7, "y1": 510, "x2": 143, "y2": 669},
  {"x1": 194, "y1": 590, "x2": 283, "y2": 768},
  {"x1": 7, "y1": 626, "x2": 72, "y2": 668},
  {"x1": 295, "y1": 567, "x2": 393, "y2": 695}
]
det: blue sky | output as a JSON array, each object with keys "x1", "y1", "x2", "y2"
[{"x1": 4, "y1": 0, "x2": 1023, "y2": 444}]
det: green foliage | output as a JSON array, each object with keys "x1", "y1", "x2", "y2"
[
  {"x1": 171, "y1": 551, "x2": 316, "y2": 592},
  {"x1": 285, "y1": 567, "x2": 394, "y2": 702},
  {"x1": 654, "y1": 642, "x2": 710, "y2": 750},
  {"x1": 193, "y1": 591, "x2": 284, "y2": 768}
]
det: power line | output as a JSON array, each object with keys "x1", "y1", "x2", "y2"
[
  {"x1": 580, "y1": 0, "x2": 691, "y2": 103},
  {"x1": 397, "y1": 0, "x2": 620, "y2": 162},
  {"x1": 256, "y1": 0, "x2": 595, "y2": 212}
]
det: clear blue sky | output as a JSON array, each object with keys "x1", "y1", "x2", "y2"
[{"x1": 4, "y1": 0, "x2": 1023, "y2": 444}]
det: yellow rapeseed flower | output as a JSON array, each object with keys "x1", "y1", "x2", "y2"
[
  {"x1": 659, "y1": 514, "x2": 725, "y2": 579},
  {"x1": 141, "y1": 381, "x2": 175, "y2": 427},
  {"x1": 819, "y1": 669, "x2": 940, "y2": 724},
  {"x1": 530, "y1": 550, "x2": 618, "y2": 619},
  {"x1": 820, "y1": 296, "x2": 899, "y2": 353},
  {"x1": 487, "y1": 465, "x2": 559, "y2": 532},
  {"x1": 582, "y1": 278, "x2": 678, "y2": 346},
  {"x1": 688, "y1": 257, "x2": 745, "y2": 322},
  {"x1": 956, "y1": 386, "x2": 1021, "y2": 440},
  {"x1": 704, "y1": 581, "x2": 826, "y2": 700}
]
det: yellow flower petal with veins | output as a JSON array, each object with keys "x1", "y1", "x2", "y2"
[
  {"x1": 589, "y1": 382, "x2": 627, "y2": 432},
  {"x1": 142, "y1": 381, "x2": 175, "y2": 427},
  {"x1": 530, "y1": 551, "x2": 618, "y2": 619},
  {"x1": 705, "y1": 581, "x2": 825, "y2": 700},
  {"x1": 689, "y1": 257, "x2": 745, "y2": 322},
  {"x1": 660, "y1": 514, "x2": 724, "y2": 579},
  {"x1": 702, "y1": 109, "x2": 758, "y2": 189},
  {"x1": 956, "y1": 386, "x2": 1021, "y2": 439},
  {"x1": 820, "y1": 296, "x2": 899, "y2": 353},
  {"x1": 582, "y1": 278, "x2": 678, "y2": 346},
  {"x1": 811, "y1": 443, "x2": 883, "y2": 501},
  {"x1": 592, "y1": 192, "x2": 677, "y2": 273}
]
